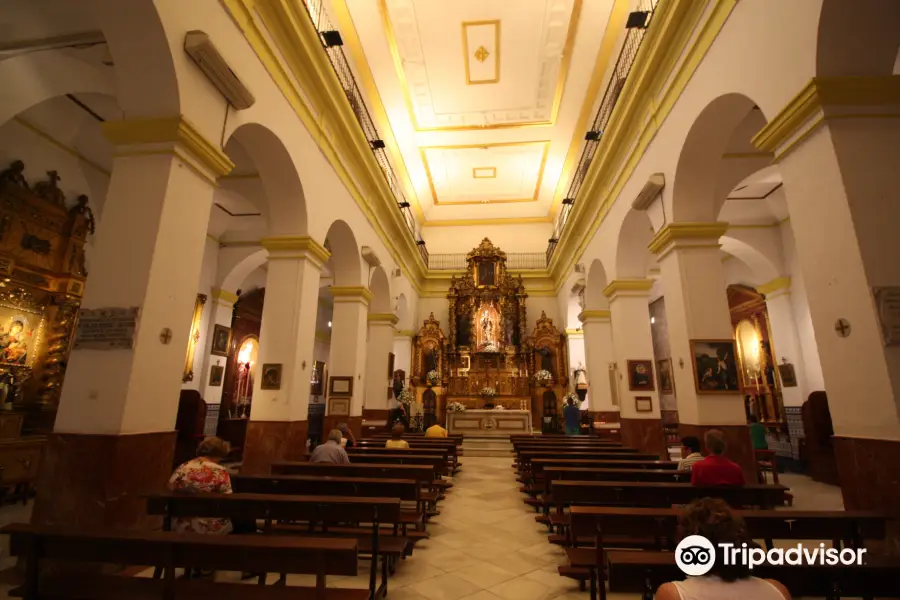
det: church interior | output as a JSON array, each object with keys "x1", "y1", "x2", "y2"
[{"x1": 0, "y1": 0, "x2": 898, "y2": 597}]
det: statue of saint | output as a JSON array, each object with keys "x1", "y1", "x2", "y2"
[{"x1": 481, "y1": 310, "x2": 493, "y2": 341}]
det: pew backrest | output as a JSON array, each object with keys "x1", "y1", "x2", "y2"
[{"x1": 552, "y1": 480, "x2": 788, "y2": 509}]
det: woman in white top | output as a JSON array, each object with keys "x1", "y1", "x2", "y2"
[{"x1": 655, "y1": 498, "x2": 791, "y2": 600}]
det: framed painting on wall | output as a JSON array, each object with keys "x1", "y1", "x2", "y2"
[
  {"x1": 260, "y1": 363, "x2": 282, "y2": 390},
  {"x1": 690, "y1": 339, "x2": 741, "y2": 394},
  {"x1": 778, "y1": 362, "x2": 798, "y2": 387},
  {"x1": 657, "y1": 358, "x2": 674, "y2": 394},
  {"x1": 209, "y1": 364, "x2": 224, "y2": 387},
  {"x1": 626, "y1": 360, "x2": 655, "y2": 392},
  {"x1": 329, "y1": 376, "x2": 353, "y2": 397},
  {"x1": 635, "y1": 396, "x2": 653, "y2": 412},
  {"x1": 211, "y1": 324, "x2": 231, "y2": 357}
]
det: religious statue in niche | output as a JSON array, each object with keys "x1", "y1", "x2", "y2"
[
  {"x1": 536, "y1": 346, "x2": 555, "y2": 377},
  {"x1": 476, "y1": 303, "x2": 500, "y2": 352}
]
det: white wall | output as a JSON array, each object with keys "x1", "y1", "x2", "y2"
[
  {"x1": 527, "y1": 296, "x2": 561, "y2": 333},
  {"x1": 393, "y1": 336, "x2": 412, "y2": 378},
  {"x1": 417, "y1": 297, "x2": 449, "y2": 331},
  {"x1": 422, "y1": 223, "x2": 553, "y2": 254}
]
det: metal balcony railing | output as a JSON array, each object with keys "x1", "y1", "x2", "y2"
[
  {"x1": 299, "y1": 0, "x2": 429, "y2": 266},
  {"x1": 428, "y1": 252, "x2": 548, "y2": 271},
  {"x1": 546, "y1": 0, "x2": 659, "y2": 264}
]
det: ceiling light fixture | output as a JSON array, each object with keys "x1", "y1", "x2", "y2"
[
  {"x1": 328, "y1": 321, "x2": 332, "y2": 328},
  {"x1": 585, "y1": 131, "x2": 601, "y2": 141},
  {"x1": 321, "y1": 31, "x2": 343, "y2": 47},
  {"x1": 626, "y1": 11, "x2": 651, "y2": 29}
]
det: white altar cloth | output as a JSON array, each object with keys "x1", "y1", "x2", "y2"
[{"x1": 447, "y1": 409, "x2": 532, "y2": 437}]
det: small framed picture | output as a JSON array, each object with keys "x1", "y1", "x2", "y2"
[
  {"x1": 657, "y1": 358, "x2": 674, "y2": 394},
  {"x1": 260, "y1": 363, "x2": 282, "y2": 390},
  {"x1": 211, "y1": 324, "x2": 231, "y2": 357},
  {"x1": 329, "y1": 376, "x2": 354, "y2": 397},
  {"x1": 635, "y1": 396, "x2": 653, "y2": 412},
  {"x1": 778, "y1": 363, "x2": 798, "y2": 387},
  {"x1": 627, "y1": 360, "x2": 655, "y2": 392},
  {"x1": 329, "y1": 397, "x2": 350, "y2": 416},
  {"x1": 209, "y1": 364, "x2": 224, "y2": 387}
]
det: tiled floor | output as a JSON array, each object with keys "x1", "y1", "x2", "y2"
[{"x1": 0, "y1": 457, "x2": 847, "y2": 599}]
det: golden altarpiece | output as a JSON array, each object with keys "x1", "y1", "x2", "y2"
[{"x1": 410, "y1": 239, "x2": 568, "y2": 428}]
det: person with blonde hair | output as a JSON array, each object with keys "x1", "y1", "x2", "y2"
[
  {"x1": 168, "y1": 436, "x2": 234, "y2": 534},
  {"x1": 385, "y1": 422, "x2": 410, "y2": 449},
  {"x1": 654, "y1": 498, "x2": 790, "y2": 599}
]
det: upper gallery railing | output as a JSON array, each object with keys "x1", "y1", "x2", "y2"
[
  {"x1": 299, "y1": 0, "x2": 429, "y2": 266},
  {"x1": 429, "y1": 252, "x2": 548, "y2": 271},
  {"x1": 546, "y1": 0, "x2": 659, "y2": 264}
]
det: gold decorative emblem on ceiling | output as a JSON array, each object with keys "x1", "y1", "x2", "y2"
[{"x1": 473, "y1": 46, "x2": 490, "y2": 63}]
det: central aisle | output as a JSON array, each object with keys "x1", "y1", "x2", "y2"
[{"x1": 386, "y1": 455, "x2": 600, "y2": 600}]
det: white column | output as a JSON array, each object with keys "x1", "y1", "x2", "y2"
[
  {"x1": 605, "y1": 280, "x2": 661, "y2": 421},
  {"x1": 580, "y1": 310, "x2": 617, "y2": 413},
  {"x1": 364, "y1": 314, "x2": 398, "y2": 410},
  {"x1": 201, "y1": 288, "x2": 237, "y2": 405},
  {"x1": 328, "y1": 286, "x2": 372, "y2": 417},
  {"x1": 56, "y1": 117, "x2": 232, "y2": 434},
  {"x1": 251, "y1": 237, "x2": 327, "y2": 422},
  {"x1": 757, "y1": 277, "x2": 807, "y2": 407},
  {"x1": 392, "y1": 331, "x2": 413, "y2": 378}
]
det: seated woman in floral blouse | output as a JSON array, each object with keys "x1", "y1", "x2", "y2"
[{"x1": 168, "y1": 436, "x2": 234, "y2": 535}]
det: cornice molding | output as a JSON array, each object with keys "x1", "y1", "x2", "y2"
[
  {"x1": 395, "y1": 329, "x2": 415, "y2": 337},
  {"x1": 547, "y1": 0, "x2": 738, "y2": 290},
  {"x1": 261, "y1": 235, "x2": 331, "y2": 268},
  {"x1": 102, "y1": 117, "x2": 234, "y2": 183},
  {"x1": 211, "y1": 288, "x2": 239, "y2": 305},
  {"x1": 756, "y1": 276, "x2": 792, "y2": 296},
  {"x1": 753, "y1": 76, "x2": 900, "y2": 159},
  {"x1": 564, "y1": 328, "x2": 584, "y2": 336},
  {"x1": 368, "y1": 312, "x2": 400, "y2": 325},
  {"x1": 648, "y1": 222, "x2": 729, "y2": 255},
  {"x1": 329, "y1": 285, "x2": 374, "y2": 304},
  {"x1": 579, "y1": 309, "x2": 611, "y2": 322},
  {"x1": 602, "y1": 279, "x2": 654, "y2": 299}
]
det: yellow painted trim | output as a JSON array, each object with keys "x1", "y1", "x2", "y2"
[
  {"x1": 395, "y1": 329, "x2": 416, "y2": 337},
  {"x1": 548, "y1": 0, "x2": 738, "y2": 291},
  {"x1": 211, "y1": 288, "x2": 239, "y2": 305},
  {"x1": 727, "y1": 222, "x2": 782, "y2": 230},
  {"x1": 101, "y1": 116, "x2": 234, "y2": 178},
  {"x1": 579, "y1": 309, "x2": 611, "y2": 322},
  {"x1": 421, "y1": 216, "x2": 553, "y2": 227},
  {"x1": 220, "y1": 0, "x2": 428, "y2": 294},
  {"x1": 753, "y1": 76, "x2": 900, "y2": 154},
  {"x1": 756, "y1": 276, "x2": 792, "y2": 296},
  {"x1": 565, "y1": 328, "x2": 584, "y2": 336},
  {"x1": 378, "y1": 0, "x2": 582, "y2": 131},
  {"x1": 550, "y1": 0, "x2": 630, "y2": 215},
  {"x1": 13, "y1": 117, "x2": 111, "y2": 177},
  {"x1": 368, "y1": 312, "x2": 400, "y2": 325},
  {"x1": 472, "y1": 167, "x2": 497, "y2": 179},
  {"x1": 462, "y1": 20, "x2": 500, "y2": 85},
  {"x1": 420, "y1": 141, "x2": 550, "y2": 205},
  {"x1": 260, "y1": 235, "x2": 331, "y2": 265},
  {"x1": 602, "y1": 279, "x2": 654, "y2": 298},
  {"x1": 330, "y1": 285, "x2": 375, "y2": 303},
  {"x1": 648, "y1": 222, "x2": 729, "y2": 256}
]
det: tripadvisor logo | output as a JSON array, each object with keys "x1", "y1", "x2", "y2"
[{"x1": 675, "y1": 535, "x2": 867, "y2": 576}]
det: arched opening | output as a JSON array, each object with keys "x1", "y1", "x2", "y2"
[
  {"x1": 615, "y1": 209, "x2": 656, "y2": 279},
  {"x1": 584, "y1": 259, "x2": 610, "y2": 311},
  {"x1": 324, "y1": 220, "x2": 362, "y2": 287},
  {"x1": 368, "y1": 266, "x2": 391, "y2": 313}
]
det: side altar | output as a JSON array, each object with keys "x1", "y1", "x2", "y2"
[{"x1": 410, "y1": 239, "x2": 569, "y2": 432}]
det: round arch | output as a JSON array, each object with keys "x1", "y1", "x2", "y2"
[
  {"x1": 227, "y1": 122, "x2": 308, "y2": 237},
  {"x1": 220, "y1": 249, "x2": 267, "y2": 293},
  {"x1": 816, "y1": 0, "x2": 900, "y2": 77},
  {"x1": 324, "y1": 220, "x2": 362, "y2": 287},
  {"x1": 395, "y1": 293, "x2": 411, "y2": 330},
  {"x1": 614, "y1": 209, "x2": 655, "y2": 279},
  {"x1": 671, "y1": 93, "x2": 760, "y2": 222},
  {"x1": 720, "y1": 237, "x2": 781, "y2": 285},
  {"x1": 584, "y1": 259, "x2": 610, "y2": 311},
  {"x1": 368, "y1": 266, "x2": 391, "y2": 313}
]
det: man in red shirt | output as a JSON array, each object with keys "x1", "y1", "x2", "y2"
[{"x1": 691, "y1": 429, "x2": 745, "y2": 486}]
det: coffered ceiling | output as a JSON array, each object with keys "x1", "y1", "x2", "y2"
[{"x1": 336, "y1": 0, "x2": 618, "y2": 225}]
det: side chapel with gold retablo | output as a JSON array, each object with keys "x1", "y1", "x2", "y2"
[{"x1": 411, "y1": 239, "x2": 568, "y2": 429}]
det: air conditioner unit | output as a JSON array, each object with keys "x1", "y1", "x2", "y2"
[
  {"x1": 392, "y1": 268, "x2": 402, "y2": 278},
  {"x1": 632, "y1": 173, "x2": 665, "y2": 210},
  {"x1": 184, "y1": 31, "x2": 255, "y2": 110},
  {"x1": 361, "y1": 246, "x2": 381, "y2": 268}
]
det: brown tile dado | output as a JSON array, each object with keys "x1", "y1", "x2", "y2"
[
  {"x1": 241, "y1": 420, "x2": 308, "y2": 475},
  {"x1": 592, "y1": 411, "x2": 620, "y2": 423},
  {"x1": 678, "y1": 424, "x2": 757, "y2": 483},
  {"x1": 31, "y1": 431, "x2": 176, "y2": 530},
  {"x1": 620, "y1": 418, "x2": 668, "y2": 459}
]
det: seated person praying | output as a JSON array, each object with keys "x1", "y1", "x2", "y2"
[{"x1": 385, "y1": 423, "x2": 410, "y2": 449}]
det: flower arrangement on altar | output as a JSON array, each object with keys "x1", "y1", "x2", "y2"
[
  {"x1": 397, "y1": 388, "x2": 414, "y2": 406},
  {"x1": 480, "y1": 387, "x2": 496, "y2": 398},
  {"x1": 447, "y1": 401, "x2": 467, "y2": 413},
  {"x1": 493, "y1": 405, "x2": 506, "y2": 411},
  {"x1": 563, "y1": 391, "x2": 582, "y2": 407},
  {"x1": 534, "y1": 370, "x2": 552, "y2": 385},
  {"x1": 426, "y1": 370, "x2": 440, "y2": 386}
]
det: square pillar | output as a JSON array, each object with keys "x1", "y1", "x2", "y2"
[
  {"x1": 33, "y1": 117, "x2": 233, "y2": 529},
  {"x1": 580, "y1": 310, "x2": 618, "y2": 418},
  {"x1": 327, "y1": 286, "x2": 372, "y2": 436},
  {"x1": 757, "y1": 277, "x2": 808, "y2": 407},
  {"x1": 605, "y1": 280, "x2": 666, "y2": 457},
  {"x1": 241, "y1": 237, "x2": 327, "y2": 474},
  {"x1": 201, "y1": 288, "x2": 237, "y2": 409},
  {"x1": 364, "y1": 314, "x2": 399, "y2": 412},
  {"x1": 650, "y1": 223, "x2": 756, "y2": 481}
]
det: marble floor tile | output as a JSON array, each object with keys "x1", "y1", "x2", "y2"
[{"x1": 409, "y1": 572, "x2": 483, "y2": 600}]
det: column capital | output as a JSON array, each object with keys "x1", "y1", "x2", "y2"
[
  {"x1": 261, "y1": 236, "x2": 331, "y2": 270},
  {"x1": 753, "y1": 76, "x2": 900, "y2": 160},
  {"x1": 102, "y1": 117, "x2": 234, "y2": 185},
  {"x1": 330, "y1": 285, "x2": 374, "y2": 305},
  {"x1": 579, "y1": 309, "x2": 611, "y2": 323},
  {"x1": 565, "y1": 328, "x2": 584, "y2": 337},
  {"x1": 211, "y1": 287, "x2": 238, "y2": 306},
  {"x1": 603, "y1": 279, "x2": 654, "y2": 300},
  {"x1": 368, "y1": 313, "x2": 400, "y2": 326},
  {"x1": 394, "y1": 329, "x2": 416, "y2": 337},
  {"x1": 648, "y1": 222, "x2": 729, "y2": 257},
  {"x1": 757, "y1": 276, "x2": 792, "y2": 298}
]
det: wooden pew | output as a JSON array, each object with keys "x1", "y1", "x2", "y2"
[
  {"x1": 607, "y1": 550, "x2": 900, "y2": 600},
  {"x1": 356, "y1": 440, "x2": 460, "y2": 470},
  {"x1": 364, "y1": 434, "x2": 463, "y2": 447},
  {"x1": 341, "y1": 453, "x2": 448, "y2": 476},
  {"x1": 146, "y1": 492, "x2": 402, "y2": 598},
  {"x1": 517, "y1": 452, "x2": 661, "y2": 483},
  {"x1": 1, "y1": 523, "x2": 365, "y2": 600},
  {"x1": 233, "y1": 475, "x2": 427, "y2": 536},
  {"x1": 348, "y1": 447, "x2": 458, "y2": 476},
  {"x1": 521, "y1": 460, "x2": 679, "y2": 507},
  {"x1": 551, "y1": 480, "x2": 788, "y2": 510}
]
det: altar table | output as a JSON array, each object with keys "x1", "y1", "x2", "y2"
[{"x1": 447, "y1": 409, "x2": 532, "y2": 438}]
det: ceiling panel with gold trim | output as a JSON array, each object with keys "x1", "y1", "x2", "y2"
[{"x1": 335, "y1": 0, "x2": 618, "y2": 224}]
